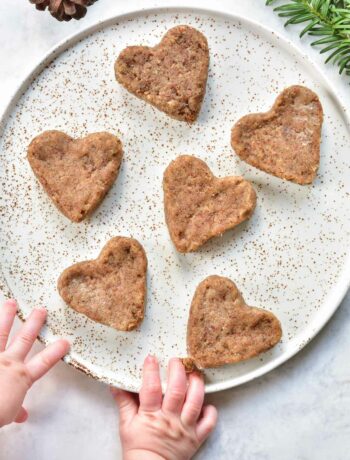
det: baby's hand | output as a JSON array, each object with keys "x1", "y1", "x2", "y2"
[
  {"x1": 0, "y1": 300, "x2": 70, "y2": 428},
  {"x1": 111, "y1": 356, "x2": 217, "y2": 460}
]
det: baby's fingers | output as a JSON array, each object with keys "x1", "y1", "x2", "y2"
[
  {"x1": 14, "y1": 406, "x2": 28, "y2": 424},
  {"x1": 196, "y1": 404, "x2": 218, "y2": 445},
  {"x1": 139, "y1": 355, "x2": 162, "y2": 413},
  {"x1": 162, "y1": 358, "x2": 187, "y2": 415},
  {"x1": 7, "y1": 308, "x2": 47, "y2": 360},
  {"x1": 181, "y1": 372, "x2": 205, "y2": 426},
  {"x1": 111, "y1": 387, "x2": 138, "y2": 425},
  {"x1": 0, "y1": 300, "x2": 17, "y2": 352},
  {"x1": 26, "y1": 339, "x2": 69, "y2": 382}
]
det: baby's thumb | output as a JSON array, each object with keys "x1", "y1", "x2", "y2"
[
  {"x1": 14, "y1": 406, "x2": 28, "y2": 424},
  {"x1": 110, "y1": 387, "x2": 138, "y2": 424}
]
